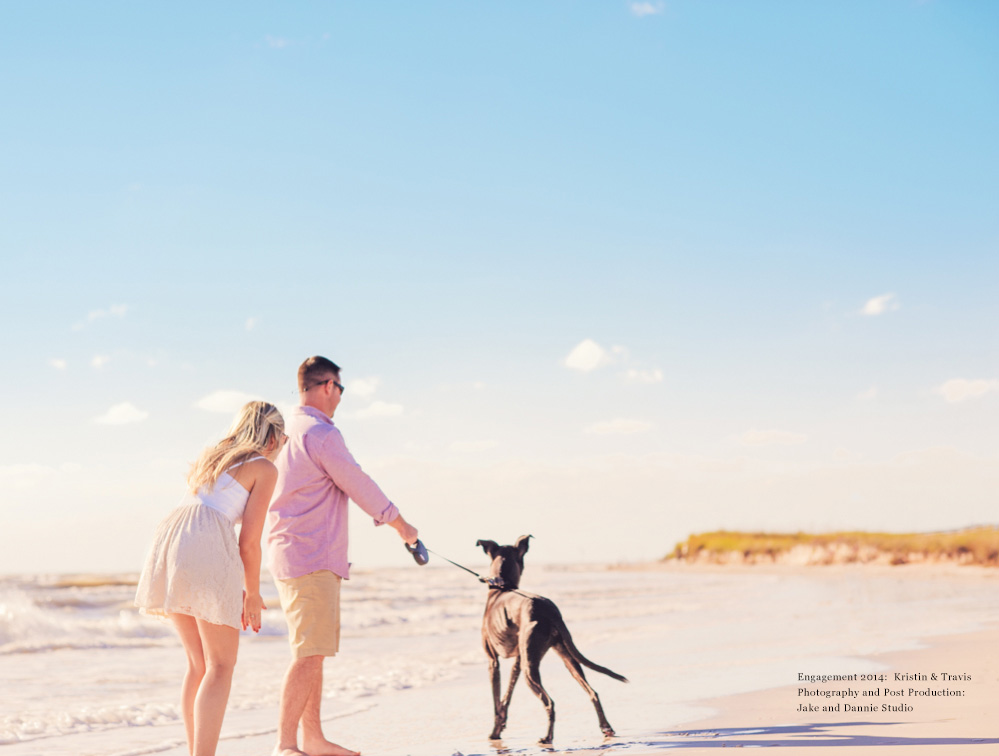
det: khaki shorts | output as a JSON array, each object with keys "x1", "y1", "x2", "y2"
[{"x1": 275, "y1": 570, "x2": 341, "y2": 658}]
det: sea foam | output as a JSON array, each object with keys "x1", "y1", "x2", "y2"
[{"x1": 0, "y1": 584, "x2": 173, "y2": 655}]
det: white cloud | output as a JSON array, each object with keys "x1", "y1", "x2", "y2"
[
  {"x1": 564, "y1": 339, "x2": 613, "y2": 372},
  {"x1": 195, "y1": 390, "x2": 263, "y2": 414},
  {"x1": 935, "y1": 379, "x2": 999, "y2": 404},
  {"x1": 0, "y1": 463, "x2": 56, "y2": 489},
  {"x1": 349, "y1": 376, "x2": 381, "y2": 399},
  {"x1": 0, "y1": 462, "x2": 83, "y2": 490},
  {"x1": 625, "y1": 368, "x2": 664, "y2": 384},
  {"x1": 275, "y1": 400, "x2": 299, "y2": 426},
  {"x1": 630, "y1": 1, "x2": 664, "y2": 17},
  {"x1": 49, "y1": 358, "x2": 67, "y2": 370},
  {"x1": 738, "y1": 429, "x2": 808, "y2": 447},
  {"x1": 94, "y1": 402, "x2": 149, "y2": 425},
  {"x1": 861, "y1": 293, "x2": 900, "y2": 316},
  {"x1": 355, "y1": 401, "x2": 404, "y2": 419},
  {"x1": 266, "y1": 35, "x2": 293, "y2": 49},
  {"x1": 91, "y1": 354, "x2": 110, "y2": 369},
  {"x1": 858, "y1": 386, "x2": 878, "y2": 401},
  {"x1": 449, "y1": 439, "x2": 499, "y2": 453},
  {"x1": 586, "y1": 418, "x2": 653, "y2": 435},
  {"x1": 245, "y1": 317, "x2": 258, "y2": 331},
  {"x1": 73, "y1": 304, "x2": 129, "y2": 331}
]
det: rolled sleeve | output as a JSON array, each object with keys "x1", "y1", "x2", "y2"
[{"x1": 312, "y1": 428, "x2": 400, "y2": 525}]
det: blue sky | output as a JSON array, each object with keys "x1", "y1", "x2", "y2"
[{"x1": 1, "y1": 1, "x2": 997, "y2": 573}]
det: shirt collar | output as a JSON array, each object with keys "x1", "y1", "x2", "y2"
[{"x1": 298, "y1": 405, "x2": 333, "y2": 425}]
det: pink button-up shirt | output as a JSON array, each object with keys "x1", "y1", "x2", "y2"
[{"x1": 267, "y1": 405, "x2": 399, "y2": 580}]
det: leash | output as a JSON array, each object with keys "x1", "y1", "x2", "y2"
[
  {"x1": 406, "y1": 539, "x2": 506, "y2": 589},
  {"x1": 426, "y1": 547, "x2": 489, "y2": 581}
]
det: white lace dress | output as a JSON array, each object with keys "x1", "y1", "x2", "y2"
[{"x1": 134, "y1": 460, "x2": 260, "y2": 629}]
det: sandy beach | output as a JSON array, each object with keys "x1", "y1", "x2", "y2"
[
  {"x1": 4, "y1": 562, "x2": 998, "y2": 756},
  {"x1": 667, "y1": 626, "x2": 999, "y2": 753},
  {"x1": 110, "y1": 625, "x2": 999, "y2": 756}
]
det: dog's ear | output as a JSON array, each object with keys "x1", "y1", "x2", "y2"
[
  {"x1": 476, "y1": 539, "x2": 499, "y2": 558},
  {"x1": 515, "y1": 534, "x2": 533, "y2": 558}
]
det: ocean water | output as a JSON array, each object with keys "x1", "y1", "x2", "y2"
[
  {"x1": 0, "y1": 565, "x2": 486, "y2": 749},
  {"x1": 2, "y1": 563, "x2": 998, "y2": 755}
]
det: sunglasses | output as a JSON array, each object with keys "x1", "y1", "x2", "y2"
[{"x1": 305, "y1": 378, "x2": 345, "y2": 394}]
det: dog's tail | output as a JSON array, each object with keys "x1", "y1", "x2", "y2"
[{"x1": 554, "y1": 611, "x2": 629, "y2": 683}]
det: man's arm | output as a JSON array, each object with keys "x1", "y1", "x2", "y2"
[
  {"x1": 314, "y1": 427, "x2": 418, "y2": 542},
  {"x1": 387, "y1": 512, "x2": 418, "y2": 545}
]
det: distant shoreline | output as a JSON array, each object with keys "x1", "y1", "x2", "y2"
[{"x1": 668, "y1": 527, "x2": 999, "y2": 567}]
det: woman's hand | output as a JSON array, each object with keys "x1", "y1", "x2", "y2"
[{"x1": 242, "y1": 591, "x2": 267, "y2": 633}]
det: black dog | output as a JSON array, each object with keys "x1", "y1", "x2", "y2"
[{"x1": 476, "y1": 535, "x2": 628, "y2": 744}]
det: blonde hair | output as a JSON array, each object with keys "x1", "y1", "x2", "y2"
[{"x1": 188, "y1": 401, "x2": 285, "y2": 492}]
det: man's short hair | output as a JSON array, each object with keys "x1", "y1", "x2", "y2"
[{"x1": 298, "y1": 356, "x2": 341, "y2": 393}]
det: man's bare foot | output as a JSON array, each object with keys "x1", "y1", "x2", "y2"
[{"x1": 301, "y1": 737, "x2": 360, "y2": 756}]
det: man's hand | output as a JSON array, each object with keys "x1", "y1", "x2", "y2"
[{"x1": 390, "y1": 513, "x2": 419, "y2": 545}]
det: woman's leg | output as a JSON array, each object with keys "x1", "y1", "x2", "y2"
[
  {"x1": 169, "y1": 614, "x2": 207, "y2": 756},
  {"x1": 192, "y1": 618, "x2": 240, "y2": 756}
]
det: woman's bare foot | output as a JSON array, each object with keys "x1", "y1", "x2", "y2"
[
  {"x1": 301, "y1": 737, "x2": 360, "y2": 756},
  {"x1": 272, "y1": 748, "x2": 308, "y2": 756}
]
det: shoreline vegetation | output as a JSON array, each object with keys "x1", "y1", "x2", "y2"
[{"x1": 668, "y1": 527, "x2": 999, "y2": 567}]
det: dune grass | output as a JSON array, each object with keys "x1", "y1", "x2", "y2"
[{"x1": 670, "y1": 527, "x2": 999, "y2": 566}]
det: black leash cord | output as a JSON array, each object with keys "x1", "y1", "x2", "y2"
[
  {"x1": 424, "y1": 545, "x2": 533, "y2": 597},
  {"x1": 425, "y1": 547, "x2": 490, "y2": 583}
]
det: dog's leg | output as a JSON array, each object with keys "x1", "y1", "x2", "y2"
[
  {"x1": 521, "y1": 625, "x2": 556, "y2": 744},
  {"x1": 491, "y1": 656, "x2": 520, "y2": 739},
  {"x1": 553, "y1": 644, "x2": 615, "y2": 737},
  {"x1": 487, "y1": 648, "x2": 504, "y2": 739}
]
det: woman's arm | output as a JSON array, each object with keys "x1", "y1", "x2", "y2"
[{"x1": 238, "y1": 460, "x2": 278, "y2": 632}]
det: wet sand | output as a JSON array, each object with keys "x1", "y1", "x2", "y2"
[
  {"x1": 148, "y1": 567, "x2": 998, "y2": 756},
  {"x1": 132, "y1": 626, "x2": 996, "y2": 756},
  {"x1": 637, "y1": 626, "x2": 999, "y2": 753}
]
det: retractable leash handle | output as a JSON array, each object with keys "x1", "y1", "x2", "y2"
[{"x1": 405, "y1": 539, "x2": 430, "y2": 565}]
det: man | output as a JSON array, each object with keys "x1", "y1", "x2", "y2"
[{"x1": 268, "y1": 356, "x2": 419, "y2": 756}]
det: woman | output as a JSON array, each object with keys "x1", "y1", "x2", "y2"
[{"x1": 135, "y1": 401, "x2": 286, "y2": 756}]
